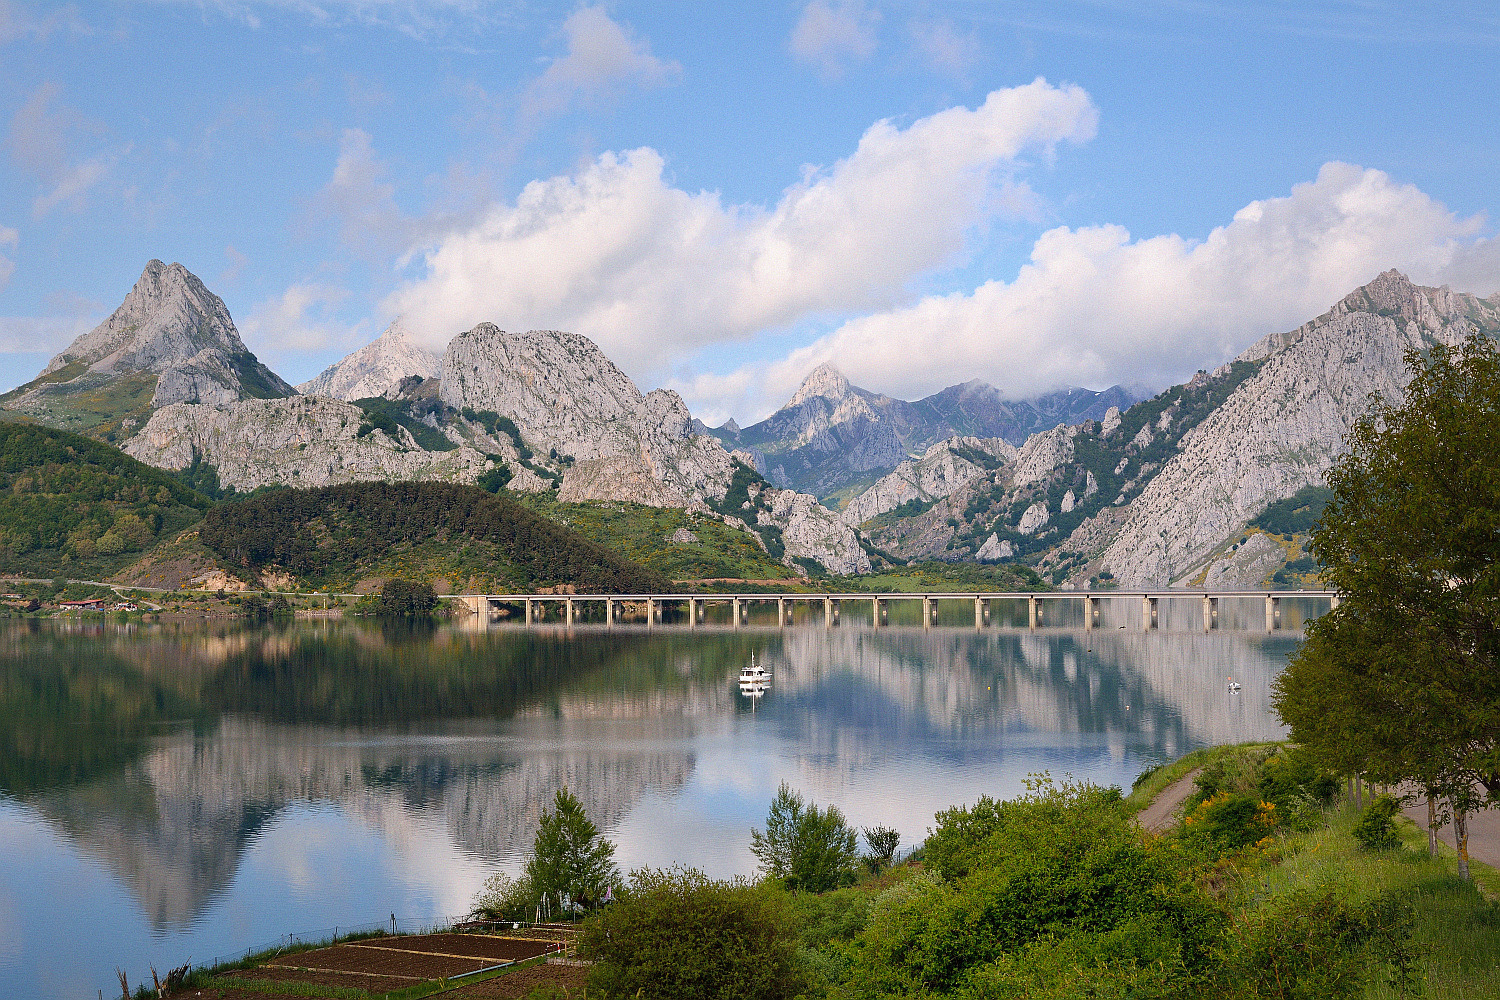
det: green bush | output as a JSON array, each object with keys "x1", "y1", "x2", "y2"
[
  {"x1": 1215, "y1": 889, "x2": 1415, "y2": 999},
  {"x1": 1351, "y1": 795, "x2": 1401, "y2": 851},
  {"x1": 864, "y1": 777, "x2": 1226, "y2": 992},
  {"x1": 579, "y1": 866, "x2": 802, "y2": 1000}
]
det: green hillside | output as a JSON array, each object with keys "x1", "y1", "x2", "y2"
[
  {"x1": 0, "y1": 421, "x2": 214, "y2": 579},
  {"x1": 197, "y1": 481, "x2": 671, "y2": 594},
  {"x1": 514, "y1": 494, "x2": 801, "y2": 583}
]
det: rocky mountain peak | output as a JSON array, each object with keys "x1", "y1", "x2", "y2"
[
  {"x1": 2, "y1": 259, "x2": 293, "y2": 440},
  {"x1": 44, "y1": 260, "x2": 250, "y2": 377},
  {"x1": 788, "y1": 362, "x2": 853, "y2": 406},
  {"x1": 298, "y1": 316, "x2": 441, "y2": 401}
]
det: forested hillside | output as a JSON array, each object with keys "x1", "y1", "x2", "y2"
[
  {"x1": 0, "y1": 421, "x2": 214, "y2": 578},
  {"x1": 198, "y1": 482, "x2": 671, "y2": 593}
]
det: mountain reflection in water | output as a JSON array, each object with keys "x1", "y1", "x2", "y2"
[{"x1": 0, "y1": 613, "x2": 1306, "y2": 999}]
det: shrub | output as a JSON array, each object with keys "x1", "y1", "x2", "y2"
[
  {"x1": 863, "y1": 824, "x2": 900, "y2": 874},
  {"x1": 1180, "y1": 791, "x2": 1278, "y2": 853},
  {"x1": 1351, "y1": 795, "x2": 1401, "y2": 851},
  {"x1": 1216, "y1": 889, "x2": 1415, "y2": 999},
  {"x1": 579, "y1": 866, "x2": 802, "y2": 1000},
  {"x1": 471, "y1": 871, "x2": 536, "y2": 922}
]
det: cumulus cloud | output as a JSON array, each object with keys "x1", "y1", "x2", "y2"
[
  {"x1": 240, "y1": 282, "x2": 362, "y2": 354},
  {"x1": 693, "y1": 162, "x2": 1500, "y2": 419},
  {"x1": 523, "y1": 6, "x2": 679, "y2": 119},
  {"x1": 0, "y1": 225, "x2": 16, "y2": 291},
  {"x1": 5, "y1": 82, "x2": 119, "y2": 218},
  {"x1": 790, "y1": 0, "x2": 880, "y2": 78},
  {"x1": 385, "y1": 79, "x2": 1098, "y2": 361}
]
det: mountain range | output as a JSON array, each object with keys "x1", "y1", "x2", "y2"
[
  {"x1": 712, "y1": 364, "x2": 1135, "y2": 504},
  {"x1": 5, "y1": 259, "x2": 1495, "y2": 589}
]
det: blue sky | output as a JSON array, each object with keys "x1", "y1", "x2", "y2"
[{"x1": 1, "y1": 1, "x2": 1497, "y2": 422}]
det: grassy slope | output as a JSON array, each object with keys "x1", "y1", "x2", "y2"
[{"x1": 1133, "y1": 743, "x2": 1500, "y2": 999}]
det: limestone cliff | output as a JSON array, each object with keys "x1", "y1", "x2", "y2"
[
  {"x1": 841, "y1": 436, "x2": 1017, "y2": 526},
  {"x1": 1087, "y1": 271, "x2": 1500, "y2": 588},
  {"x1": 123, "y1": 396, "x2": 496, "y2": 492}
]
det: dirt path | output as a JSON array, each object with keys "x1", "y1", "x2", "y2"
[
  {"x1": 1138, "y1": 768, "x2": 1202, "y2": 833},
  {"x1": 1401, "y1": 790, "x2": 1500, "y2": 868}
]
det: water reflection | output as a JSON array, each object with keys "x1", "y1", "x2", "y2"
[{"x1": 0, "y1": 618, "x2": 1302, "y2": 999}]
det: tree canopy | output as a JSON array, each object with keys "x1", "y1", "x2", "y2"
[{"x1": 1273, "y1": 334, "x2": 1500, "y2": 876}]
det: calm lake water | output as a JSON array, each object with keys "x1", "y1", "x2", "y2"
[{"x1": 0, "y1": 597, "x2": 1324, "y2": 998}]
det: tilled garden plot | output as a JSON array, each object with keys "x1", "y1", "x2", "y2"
[
  {"x1": 267, "y1": 941, "x2": 491, "y2": 979},
  {"x1": 444, "y1": 962, "x2": 590, "y2": 998},
  {"x1": 221, "y1": 965, "x2": 420, "y2": 993},
  {"x1": 387, "y1": 933, "x2": 560, "y2": 963}
]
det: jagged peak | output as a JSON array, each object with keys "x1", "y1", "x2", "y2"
[{"x1": 788, "y1": 362, "x2": 852, "y2": 407}]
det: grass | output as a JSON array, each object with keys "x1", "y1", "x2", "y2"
[
  {"x1": 1132, "y1": 742, "x2": 1500, "y2": 999},
  {"x1": 1255, "y1": 805, "x2": 1500, "y2": 999}
]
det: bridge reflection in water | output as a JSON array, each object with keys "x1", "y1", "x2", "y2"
[{"x1": 461, "y1": 590, "x2": 1337, "y2": 633}]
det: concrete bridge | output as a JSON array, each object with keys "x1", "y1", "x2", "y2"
[{"x1": 457, "y1": 590, "x2": 1337, "y2": 633}]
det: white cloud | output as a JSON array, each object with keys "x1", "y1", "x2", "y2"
[
  {"x1": 0, "y1": 314, "x2": 94, "y2": 354},
  {"x1": 240, "y1": 282, "x2": 362, "y2": 354},
  {"x1": 523, "y1": 6, "x2": 679, "y2": 119},
  {"x1": 699, "y1": 162, "x2": 1500, "y2": 418},
  {"x1": 5, "y1": 82, "x2": 119, "y2": 218},
  {"x1": 0, "y1": 225, "x2": 16, "y2": 290},
  {"x1": 790, "y1": 0, "x2": 879, "y2": 79},
  {"x1": 910, "y1": 19, "x2": 981, "y2": 80},
  {"x1": 385, "y1": 79, "x2": 1098, "y2": 362}
]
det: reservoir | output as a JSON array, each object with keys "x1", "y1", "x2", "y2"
[{"x1": 0, "y1": 597, "x2": 1324, "y2": 998}]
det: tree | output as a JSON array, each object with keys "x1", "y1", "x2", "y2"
[
  {"x1": 1273, "y1": 335, "x2": 1500, "y2": 879},
  {"x1": 524, "y1": 787, "x2": 619, "y2": 916},
  {"x1": 749, "y1": 783, "x2": 860, "y2": 892},
  {"x1": 379, "y1": 578, "x2": 437, "y2": 616},
  {"x1": 579, "y1": 866, "x2": 802, "y2": 1000}
]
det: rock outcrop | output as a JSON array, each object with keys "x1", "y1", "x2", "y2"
[
  {"x1": 298, "y1": 318, "x2": 442, "y2": 401},
  {"x1": 841, "y1": 436, "x2": 1016, "y2": 526},
  {"x1": 124, "y1": 396, "x2": 495, "y2": 492},
  {"x1": 1, "y1": 260, "x2": 293, "y2": 439},
  {"x1": 1087, "y1": 271, "x2": 1500, "y2": 588}
]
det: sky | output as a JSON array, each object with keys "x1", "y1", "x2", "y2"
[{"x1": 1, "y1": 1, "x2": 1498, "y2": 424}]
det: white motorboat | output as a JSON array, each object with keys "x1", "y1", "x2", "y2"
[
  {"x1": 738, "y1": 653, "x2": 772, "y2": 686},
  {"x1": 1227, "y1": 678, "x2": 1242, "y2": 692}
]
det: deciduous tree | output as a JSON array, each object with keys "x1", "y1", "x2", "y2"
[{"x1": 1273, "y1": 335, "x2": 1500, "y2": 878}]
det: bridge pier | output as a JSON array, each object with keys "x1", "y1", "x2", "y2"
[
  {"x1": 1084, "y1": 596, "x2": 1095, "y2": 630},
  {"x1": 1265, "y1": 595, "x2": 1279, "y2": 633},
  {"x1": 565, "y1": 598, "x2": 575, "y2": 627},
  {"x1": 1202, "y1": 595, "x2": 1215, "y2": 633},
  {"x1": 1028, "y1": 596, "x2": 1038, "y2": 629},
  {"x1": 646, "y1": 597, "x2": 656, "y2": 627},
  {"x1": 922, "y1": 596, "x2": 933, "y2": 628},
  {"x1": 777, "y1": 597, "x2": 786, "y2": 627},
  {"x1": 871, "y1": 597, "x2": 880, "y2": 627},
  {"x1": 606, "y1": 599, "x2": 615, "y2": 627},
  {"x1": 524, "y1": 598, "x2": 533, "y2": 625},
  {"x1": 1142, "y1": 596, "x2": 1157, "y2": 631},
  {"x1": 732, "y1": 596, "x2": 742, "y2": 628},
  {"x1": 688, "y1": 597, "x2": 697, "y2": 628},
  {"x1": 974, "y1": 596, "x2": 985, "y2": 630}
]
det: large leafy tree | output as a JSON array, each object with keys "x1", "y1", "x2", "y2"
[
  {"x1": 525, "y1": 787, "x2": 620, "y2": 915},
  {"x1": 1273, "y1": 335, "x2": 1500, "y2": 878},
  {"x1": 749, "y1": 782, "x2": 860, "y2": 893}
]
